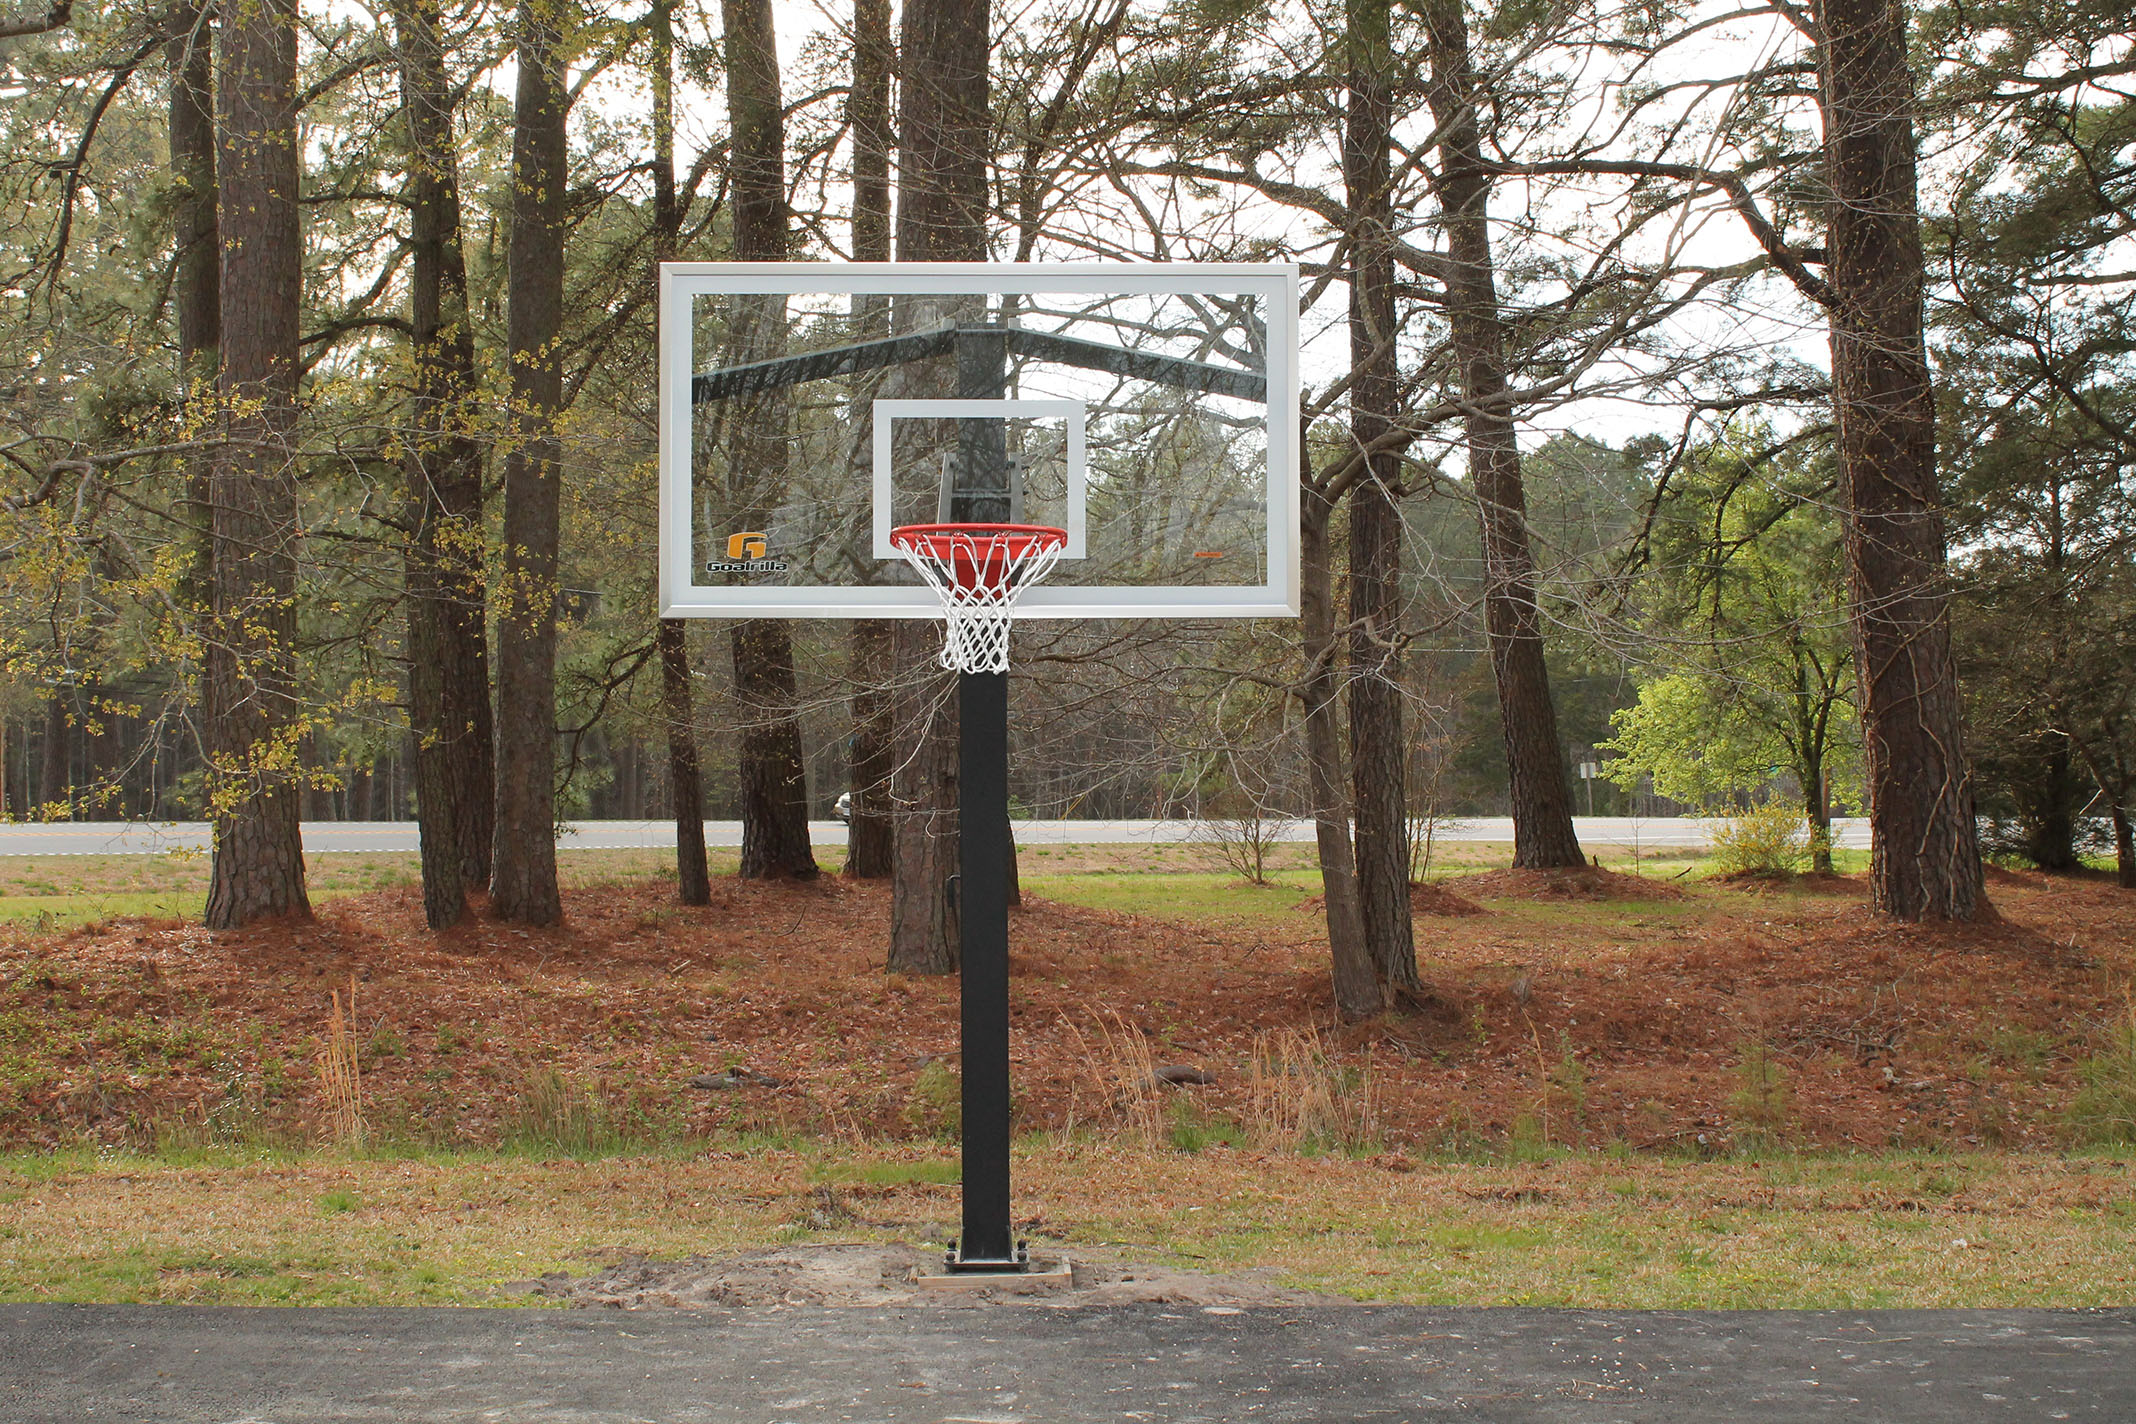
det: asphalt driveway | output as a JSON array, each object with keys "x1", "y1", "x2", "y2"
[{"x1": 2, "y1": 1304, "x2": 2129, "y2": 1422}]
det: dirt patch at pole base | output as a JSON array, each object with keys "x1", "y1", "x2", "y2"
[{"x1": 519, "y1": 1241, "x2": 1351, "y2": 1309}]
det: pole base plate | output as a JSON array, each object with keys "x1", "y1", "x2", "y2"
[
  {"x1": 914, "y1": 1253, "x2": 1073, "y2": 1294},
  {"x1": 944, "y1": 1238, "x2": 1031, "y2": 1274}
]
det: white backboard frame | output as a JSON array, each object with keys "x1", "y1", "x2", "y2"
[{"x1": 659, "y1": 261, "x2": 1300, "y2": 620}]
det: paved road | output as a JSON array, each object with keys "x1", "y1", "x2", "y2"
[
  {"x1": 0, "y1": 1304, "x2": 2126, "y2": 1422},
  {"x1": 0, "y1": 816, "x2": 1871, "y2": 857}
]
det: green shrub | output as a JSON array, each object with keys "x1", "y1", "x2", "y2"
[{"x1": 1709, "y1": 803, "x2": 1809, "y2": 877}]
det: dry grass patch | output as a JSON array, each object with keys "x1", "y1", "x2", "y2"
[{"x1": 3, "y1": 1145, "x2": 2133, "y2": 1309}]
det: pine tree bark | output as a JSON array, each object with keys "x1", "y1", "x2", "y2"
[
  {"x1": 490, "y1": 0, "x2": 569, "y2": 925},
  {"x1": 169, "y1": 2, "x2": 217, "y2": 835},
  {"x1": 889, "y1": 624, "x2": 960, "y2": 973},
  {"x1": 1344, "y1": 0, "x2": 1419, "y2": 993},
  {"x1": 397, "y1": 0, "x2": 493, "y2": 928},
  {"x1": 2071, "y1": 732, "x2": 2134, "y2": 889},
  {"x1": 842, "y1": 0, "x2": 896, "y2": 881},
  {"x1": 1422, "y1": 0, "x2": 1584, "y2": 870},
  {"x1": 846, "y1": 621, "x2": 896, "y2": 878},
  {"x1": 1817, "y1": 0, "x2": 1985, "y2": 919},
  {"x1": 886, "y1": 0, "x2": 990, "y2": 968},
  {"x1": 1802, "y1": 745, "x2": 1834, "y2": 874},
  {"x1": 719, "y1": 0, "x2": 817, "y2": 880},
  {"x1": 39, "y1": 698, "x2": 71, "y2": 813},
  {"x1": 169, "y1": 4, "x2": 217, "y2": 386},
  {"x1": 657, "y1": 619, "x2": 711, "y2": 903},
  {"x1": 649, "y1": 0, "x2": 710, "y2": 903},
  {"x1": 1304, "y1": 480, "x2": 1384, "y2": 1023},
  {"x1": 204, "y1": 0, "x2": 310, "y2": 926}
]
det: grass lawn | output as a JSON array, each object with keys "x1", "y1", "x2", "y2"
[
  {"x1": 0, "y1": 848, "x2": 750, "y2": 931},
  {"x1": 0, "y1": 836, "x2": 1786, "y2": 933},
  {"x1": 2, "y1": 1142, "x2": 2131, "y2": 1308}
]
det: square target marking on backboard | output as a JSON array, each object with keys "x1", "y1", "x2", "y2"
[
  {"x1": 869, "y1": 399, "x2": 1087, "y2": 559},
  {"x1": 658, "y1": 261, "x2": 1299, "y2": 620}
]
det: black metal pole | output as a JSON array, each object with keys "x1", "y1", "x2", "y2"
[{"x1": 953, "y1": 665, "x2": 1017, "y2": 1268}]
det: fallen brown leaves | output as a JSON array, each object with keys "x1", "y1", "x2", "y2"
[{"x1": 1, "y1": 864, "x2": 2131, "y2": 1154}]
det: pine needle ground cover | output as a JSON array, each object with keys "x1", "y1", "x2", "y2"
[{"x1": 0, "y1": 850, "x2": 2131, "y2": 1306}]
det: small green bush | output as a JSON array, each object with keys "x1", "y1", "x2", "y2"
[{"x1": 1709, "y1": 803, "x2": 1809, "y2": 877}]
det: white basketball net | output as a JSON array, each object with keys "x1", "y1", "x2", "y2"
[{"x1": 890, "y1": 526, "x2": 1069, "y2": 675}]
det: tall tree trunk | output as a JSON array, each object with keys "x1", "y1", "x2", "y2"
[
  {"x1": 658, "y1": 619, "x2": 711, "y2": 903},
  {"x1": 846, "y1": 623, "x2": 896, "y2": 878},
  {"x1": 1304, "y1": 481, "x2": 1383, "y2": 1024},
  {"x1": 889, "y1": 625, "x2": 959, "y2": 972},
  {"x1": 1422, "y1": 0, "x2": 1584, "y2": 870},
  {"x1": 843, "y1": 0, "x2": 895, "y2": 881},
  {"x1": 169, "y1": 0, "x2": 219, "y2": 851},
  {"x1": 168, "y1": 0, "x2": 217, "y2": 606},
  {"x1": 2070, "y1": 734, "x2": 2134, "y2": 890},
  {"x1": 649, "y1": 0, "x2": 709, "y2": 903},
  {"x1": 2025, "y1": 730, "x2": 2081, "y2": 871},
  {"x1": 887, "y1": 0, "x2": 990, "y2": 967},
  {"x1": 39, "y1": 697, "x2": 70, "y2": 813},
  {"x1": 850, "y1": 0, "x2": 892, "y2": 267},
  {"x1": 1802, "y1": 747, "x2": 1834, "y2": 874},
  {"x1": 2114, "y1": 804, "x2": 2135, "y2": 890},
  {"x1": 411, "y1": 0, "x2": 494, "y2": 895},
  {"x1": 490, "y1": 0, "x2": 569, "y2": 925},
  {"x1": 1343, "y1": 0, "x2": 1418, "y2": 994},
  {"x1": 204, "y1": 0, "x2": 310, "y2": 926},
  {"x1": 396, "y1": 0, "x2": 492, "y2": 928},
  {"x1": 720, "y1": 0, "x2": 818, "y2": 881},
  {"x1": 1817, "y1": 0, "x2": 1984, "y2": 920}
]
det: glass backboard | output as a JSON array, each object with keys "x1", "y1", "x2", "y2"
[{"x1": 658, "y1": 262, "x2": 1299, "y2": 619}]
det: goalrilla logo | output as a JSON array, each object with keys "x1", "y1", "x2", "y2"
[{"x1": 706, "y1": 530, "x2": 789, "y2": 574}]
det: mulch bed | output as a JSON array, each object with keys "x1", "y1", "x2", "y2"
[{"x1": 2, "y1": 865, "x2": 2129, "y2": 1154}]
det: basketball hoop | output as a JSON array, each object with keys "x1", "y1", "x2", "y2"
[{"x1": 889, "y1": 523, "x2": 1069, "y2": 675}]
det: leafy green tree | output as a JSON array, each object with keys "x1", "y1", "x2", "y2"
[{"x1": 1604, "y1": 428, "x2": 1859, "y2": 871}]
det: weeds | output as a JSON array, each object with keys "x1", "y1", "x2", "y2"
[
  {"x1": 1066, "y1": 1012, "x2": 1166, "y2": 1143},
  {"x1": 315, "y1": 978, "x2": 365, "y2": 1151},
  {"x1": 2068, "y1": 998, "x2": 2136, "y2": 1146},
  {"x1": 503, "y1": 1070, "x2": 628, "y2": 1156},
  {"x1": 1165, "y1": 1098, "x2": 1242, "y2": 1153},
  {"x1": 905, "y1": 1060, "x2": 962, "y2": 1139},
  {"x1": 1244, "y1": 1028, "x2": 1379, "y2": 1155},
  {"x1": 1545, "y1": 1035, "x2": 1590, "y2": 1146},
  {"x1": 1728, "y1": 1042, "x2": 1794, "y2": 1151}
]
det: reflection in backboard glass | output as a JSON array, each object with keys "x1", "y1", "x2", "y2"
[{"x1": 660, "y1": 265, "x2": 1297, "y2": 619}]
